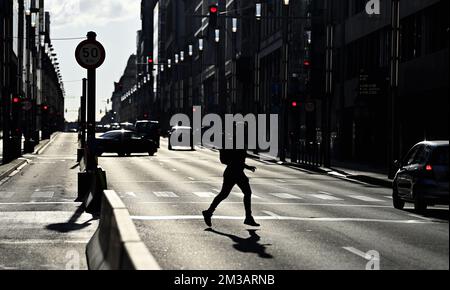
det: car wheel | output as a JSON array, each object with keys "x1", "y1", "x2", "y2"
[
  {"x1": 393, "y1": 186, "x2": 405, "y2": 210},
  {"x1": 414, "y1": 193, "x2": 427, "y2": 213},
  {"x1": 149, "y1": 151, "x2": 156, "y2": 157}
]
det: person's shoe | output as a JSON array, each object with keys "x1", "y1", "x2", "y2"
[
  {"x1": 202, "y1": 211, "x2": 213, "y2": 227},
  {"x1": 244, "y1": 217, "x2": 260, "y2": 227}
]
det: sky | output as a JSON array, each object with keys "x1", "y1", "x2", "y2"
[{"x1": 46, "y1": 0, "x2": 141, "y2": 122}]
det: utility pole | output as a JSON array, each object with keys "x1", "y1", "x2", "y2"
[
  {"x1": 389, "y1": 0, "x2": 400, "y2": 178},
  {"x1": 323, "y1": 0, "x2": 334, "y2": 168},
  {"x1": 280, "y1": 3, "x2": 290, "y2": 162}
]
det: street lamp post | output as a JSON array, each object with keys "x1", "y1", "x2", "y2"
[{"x1": 280, "y1": 1, "x2": 290, "y2": 162}]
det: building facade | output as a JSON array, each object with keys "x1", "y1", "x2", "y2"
[{"x1": 1, "y1": 0, "x2": 64, "y2": 164}]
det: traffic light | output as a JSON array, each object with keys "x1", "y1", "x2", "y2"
[
  {"x1": 11, "y1": 96, "x2": 23, "y2": 137},
  {"x1": 147, "y1": 56, "x2": 154, "y2": 64},
  {"x1": 209, "y1": 4, "x2": 218, "y2": 29}
]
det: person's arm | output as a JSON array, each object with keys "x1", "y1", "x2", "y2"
[{"x1": 245, "y1": 164, "x2": 257, "y2": 172}]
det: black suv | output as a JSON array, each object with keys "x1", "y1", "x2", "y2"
[
  {"x1": 393, "y1": 141, "x2": 449, "y2": 212},
  {"x1": 135, "y1": 120, "x2": 161, "y2": 148}
]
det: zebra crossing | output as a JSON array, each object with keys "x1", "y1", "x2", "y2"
[
  {"x1": 117, "y1": 190, "x2": 388, "y2": 204},
  {"x1": 0, "y1": 190, "x2": 389, "y2": 204}
]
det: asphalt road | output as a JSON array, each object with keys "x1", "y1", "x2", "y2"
[
  {"x1": 99, "y1": 138, "x2": 449, "y2": 270},
  {"x1": 0, "y1": 133, "x2": 97, "y2": 270}
]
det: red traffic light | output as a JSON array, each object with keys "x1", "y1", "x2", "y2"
[
  {"x1": 292, "y1": 101, "x2": 298, "y2": 108},
  {"x1": 304, "y1": 60, "x2": 311, "y2": 67},
  {"x1": 209, "y1": 5, "x2": 218, "y2": 14},
  {"x1": 148, "y1": 57, "x2": 154, "y2": 64},
  {"x1": 42, "y1": 105, "x2": 49, "y2": 111},
  {"x1": 12, "y1": 97, "x2": 21, "y2": 104}
]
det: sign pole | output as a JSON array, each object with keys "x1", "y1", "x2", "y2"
[
  {"x1": 75, "y1": 31, "x2": 107, "y2": 211},
  {"x1": 86, "y1": 67, "x2": 97, "y2": 171}
]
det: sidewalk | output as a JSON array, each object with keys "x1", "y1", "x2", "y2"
[
  {"x1": 0, "y1": 133, "x2": 56, "y2": 180},
  {"x1": 247, "y1": 151, "x2": 393, "y2": 188}
]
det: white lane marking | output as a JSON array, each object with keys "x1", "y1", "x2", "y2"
[
  {"x1": 343, "y1": 247, "x2": 371, "y2": 260},
  {"x1": 231, "y1": 192, "x2": 262, "y2": 199},
  {"x1": 311, "y1": 194, "x2": 344, "y2": 201},
  {"x1": 384, "y1": 196, "x2": 393, "y2": 199},
  {"x1": 262, "y1": 211, "x2": 282, "y2": 219},
  {"x1": 0, "y1": 240, "x2": 88, "y2": 245},
  {"x1": 172, "y1": 169, "x2": 178, "y2": 172},
  {"x1": 188, "y1": 177, "x2": 196, "y2": 181},
  {"x1": 125, "y1": 192, "x2": 137, "y2": 198},
  {"x1": 318, "y1": 191, "x2": 333, "y2": 195},
  {"x1": 407, "y1": 214, "x2": 434, "y2": 222},
  {"x1": 153, "y1": 192, "x2": 179, "y2": 198},
  {"x1": 31, "y1": 192, "x2": 54, "y2": 199},
  {"x1": 0, "y1": 202, "x2": 81, "y2": 206},
  {"x1": 131, "y1": 215, "x2": 437, "y2": 224},
  {"x1": 136, "y1": 201, "x2": 396, "y2": 209},
  {"x1": 271, "y1": 193, "x2": 303, "y2": 200},
  {"x1": 349, "y1": 196, "x2": 384, "y2": 203},
  {"x1": 193, "y1": 192, "x2": 216, "y2": 198},
  {"x1": 0, "y1": 192, "x2": 15, "y2": 198}
]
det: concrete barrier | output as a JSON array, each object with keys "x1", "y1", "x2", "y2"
[{"x1": 86, "y1": 190, "x2": 161, "y2": 270}]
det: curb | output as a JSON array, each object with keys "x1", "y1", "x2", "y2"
[
  {"x1": 0, "y1": 158, "x2": 30, "y2": 181},
  {"x1": 247, "y1": 152, "x2": 392, "y2": 188},
  {"x1": 86, "y1": 190, "x2": 161, "y2": 270},
  {"x1": 34, "y1": 132, "x2": 59, "y2": 155}
]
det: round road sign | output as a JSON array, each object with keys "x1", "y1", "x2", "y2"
[{"x1": 75, "y1": 38, "x2": 106, "y2": 70}]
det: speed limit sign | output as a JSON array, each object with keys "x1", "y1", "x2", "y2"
[{"x1": 75, "y1": 34, "x2": 106, "y2": 70}]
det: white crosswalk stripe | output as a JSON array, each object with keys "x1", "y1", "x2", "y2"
[
  {"x1": 193, "y1": 192, "x2": 216, "y2": 198},
  {"x1": 231, "y1": 192, "x2": 262, "y2": 199},
  {"x1": 310, "y1": 194, "x2": 344, "y2": 201},
  {"x1": 271, "y1": 193, "x2": 303, "y2": 200},
  {"x1": 153, "y1": 192, "x2": 179, "y2": 198},
  {"x1": 349, "y1": 196, "x2": 384, "y2": 202}
]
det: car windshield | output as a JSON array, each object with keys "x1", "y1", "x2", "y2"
[
  {"x1": 101, "y1": 132, "x2": 121, "y2": 139},
  {"x1": 431, "y1": 146, "x2": 449, "y2": 165},
  {"x1": 136, "y1": 122, "x2": 159, "y2": 131}
]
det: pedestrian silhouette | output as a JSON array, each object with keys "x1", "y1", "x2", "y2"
[
  {"x1": 203, "y1": 149, "x2": 260, "y2": 227},
  {"x1": 205, "y1": 229, "x2": 273, "y2": 259}
]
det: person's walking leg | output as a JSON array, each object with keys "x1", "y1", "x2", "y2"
[
  {"x1": 237, "y1": 174, "x2": 260, "y2": 227},
  {"x1": 202, "y1": 171, "x2": 235, "y2": 227}
]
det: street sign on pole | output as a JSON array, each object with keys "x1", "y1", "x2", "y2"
[
  {"x1": 75, "y1": 36, "x2": 106, "y2": 70},
  {"x1": 75, "y1": 32, "x2": 107, "y2": 213}
]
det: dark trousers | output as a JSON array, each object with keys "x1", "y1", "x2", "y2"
[{"x1": 208, "y1": 167, "x2": 253, "y2": 217}]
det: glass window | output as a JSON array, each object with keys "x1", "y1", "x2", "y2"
[
  {"x1": 404, "y1": 146, "x2": 419, "y2": 166},
  {"x1": 431, "y1": 146, "x2": 449, "y2": 165},
  {"x1": 413, "y1": 146, "x2": 430, "y2": 165}
]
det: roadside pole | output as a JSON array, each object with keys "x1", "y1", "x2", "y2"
[
  {"x1": 75, "y1": 31, "x2": 107, "y2": 213},
  {"x1": 77, "y1": 78, "x2": 87, "y2": 163}
]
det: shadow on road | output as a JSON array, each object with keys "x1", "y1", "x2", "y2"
[
  {"x1": 205, "y1": 229, "x2": 273, "y2": 259},
  {"x1": 46, "y1": 206, "x2": 98, "y2": 233},
  {"x1": 405, "y1": 208, "x2": 449, "y2": 222}
]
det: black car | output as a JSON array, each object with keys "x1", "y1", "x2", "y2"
[
  {"x1": 393, "y1": 141, "x2": 449, "y2": 212},
  {"x1": 135, "y1": 120, "x2": 161, "y2": 148},
  {"x1": 96, "y1": 130, "x2": 158, "y2": 157}
]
